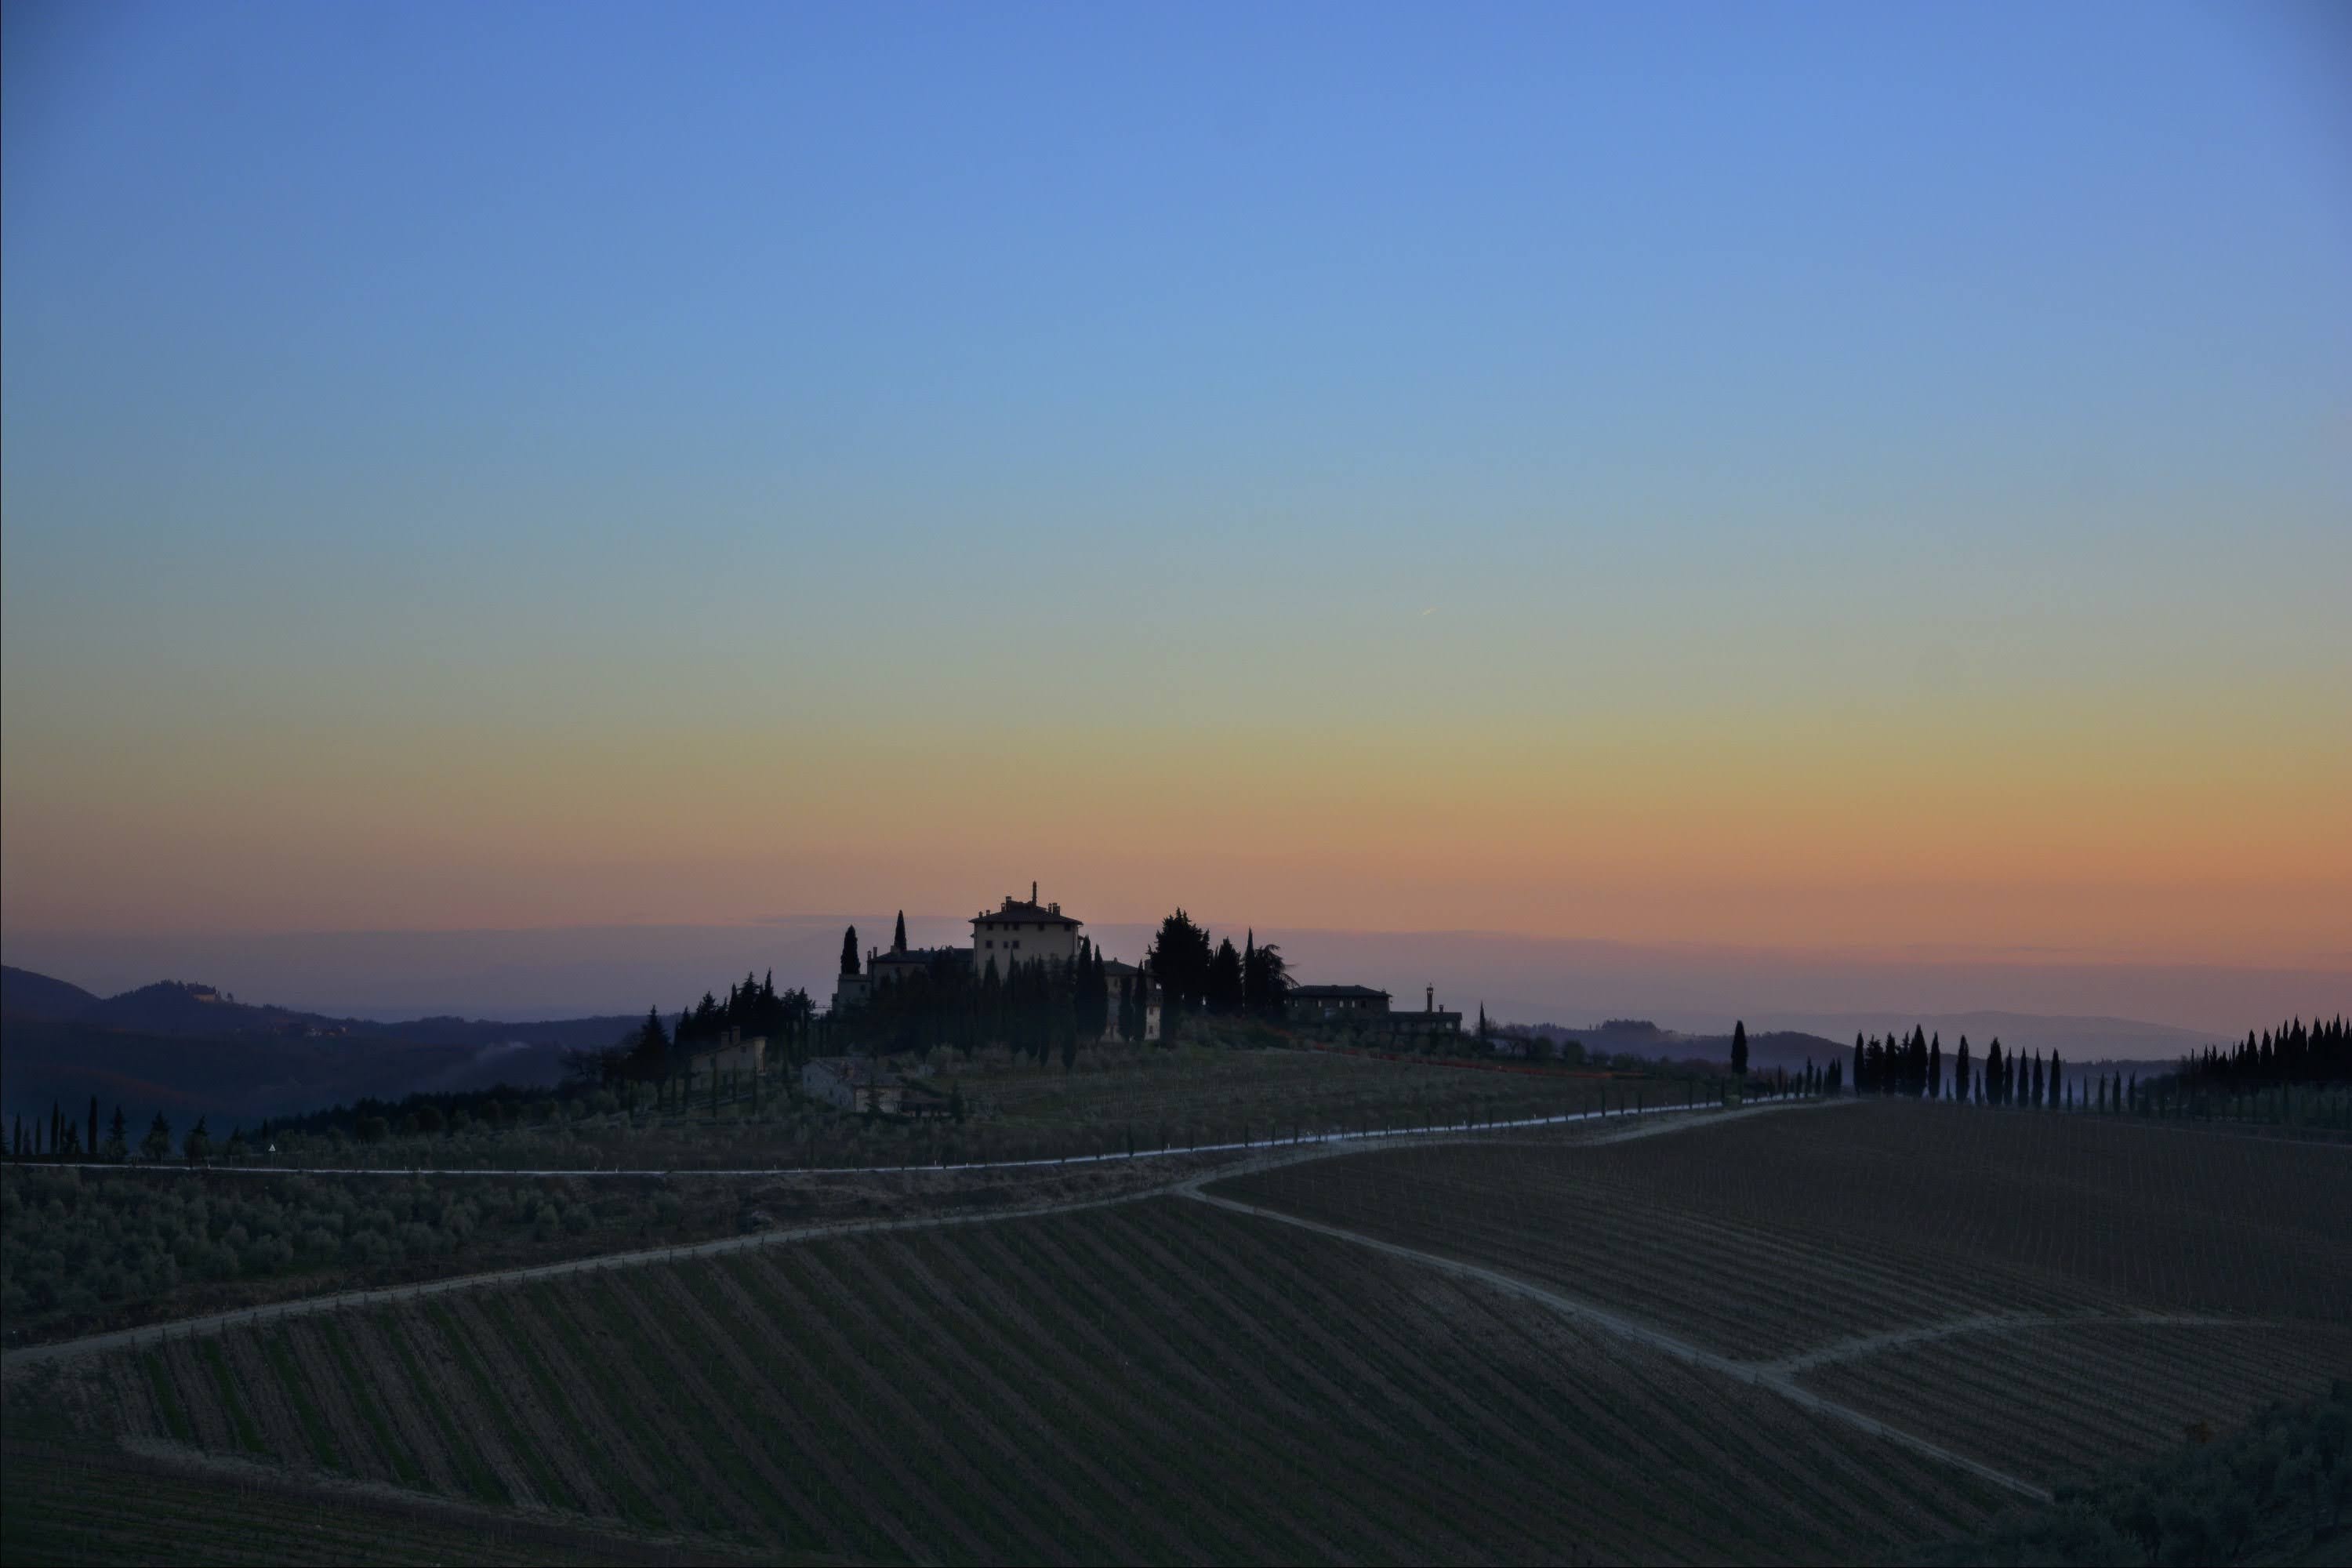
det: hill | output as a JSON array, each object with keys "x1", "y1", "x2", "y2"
[
  {"x1": 0, "y1": 965, "x2": 637, "y2": 1127},
  {"x1": 1753, "y1": 1009, "x2": 2220, "y2": 1063},
  {"x1": 0, "y1": 967, "x2": 100, "y2": 1023},
  {"x1": 0, "y1": 1019, "x2": 577, "y2": 1127},
  {"x1": 1512, "y1": 1018, "x2": 1846, "y2": 1072}
]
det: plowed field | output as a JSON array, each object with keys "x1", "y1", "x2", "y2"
[{"x1": 34, "y1": 1195, "x2": 2009, "y2": 1564}]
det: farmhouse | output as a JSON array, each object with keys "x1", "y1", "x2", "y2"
[
  {"x1": 1101, "y1": 958, "x2": 1163, "y2": 1043},
  {"x1": 1287, "y1": 984, "x2": 1392, "y2": 1022},
  {"x1": 685, "y1": 1028, "x2": 765, "y2": 1092},
  {"x1": 971, "y1": 884, "x2": 1083, "y2": 973},
  {"x1": 836, "y1": 916, "x2": 973, "y2": 1013},
  {"x1": 802, "y1": 1056, "x2": 902, "y2": 1115},
  {"x1": 1289, "y1": 982, "x2": 1462, "y2": 1039}
]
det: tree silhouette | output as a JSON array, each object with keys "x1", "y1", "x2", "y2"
[
  {"x1": 1730, "y1": 1021, "x2": 1749, "y2": 1080},
  {"x1": 1148, "y1": 909, "x2": 1214, "y2": 1022},
  {"x1": 1205, "y1": 938, "x2": 1244, "y2": 1013},
  {"x1": 840, "y1": 926, "x2": 860, "y2": 977}
]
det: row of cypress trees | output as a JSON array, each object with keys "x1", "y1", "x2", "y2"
[
  {"x1": 10, "y1": 1100, "x2": 201, "y2": 1163},
  {"x1": 2178, "y1": 1016, "x2": 2348, "y2": 1088},
  {"x1": 1849, "y1": 1027, "x2": 2073, "y2": 1107}
]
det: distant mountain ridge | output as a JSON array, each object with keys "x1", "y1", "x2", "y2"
[
  {"x1": 2, "y1": 964, "x2": 631, "y2": 1047},
  {"x1": 0, "y1": 966, "x2": 101, "y2": 1022},
  {"x1": 1508, "y1": 1018, "x2": 1848, "y2": 1073},
  {"x1": 1, "y1": 964, "x2": 641, "y2": 1127},
  {"x1": 1748, "y1": 1009, "x2": 2221, "y2": 1063}
]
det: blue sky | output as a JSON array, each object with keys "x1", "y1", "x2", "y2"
[{"x1": 3, "y1": 1, "x2": 2347, "y2": 971}]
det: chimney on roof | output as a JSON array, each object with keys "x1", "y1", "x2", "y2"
[
  {"x1": 1426, "y1": 985, "x2": 1434, "y2": 1013},
  {"x1": 1031, "y1": 880, "x2": 1038, "y2": 903}
]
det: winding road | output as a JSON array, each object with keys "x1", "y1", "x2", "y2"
[{"x1": 11, "y1": 1092, "x2": 2145, "y2": 1501}]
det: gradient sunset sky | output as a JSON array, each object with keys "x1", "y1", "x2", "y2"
[{"x1": 3, "y1": 2, "x2": 2347, "y2": 974}]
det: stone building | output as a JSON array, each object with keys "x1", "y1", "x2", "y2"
[
  {"x1": 1287, "y1": 984, "x2": 1392, "y2": 1022},
  {"x1": 1289, "y1": 982, "x2": 1461, "y2": 1039},
  {"x1": 971, "y1": 884, "x2": 1083, "y2": 974},
  {"x1": 1099, "y1": 958, "x2": 1163, "y2": 1043}
]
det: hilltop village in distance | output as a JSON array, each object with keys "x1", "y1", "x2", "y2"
[{"x1": 830, "y1": 884, "x2": 1466, "y2": 1042}]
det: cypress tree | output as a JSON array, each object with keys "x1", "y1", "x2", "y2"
[
  {"x1": 893, "y1": 910, "x2": 907, "y2": 953},
  {"x1": 1929, "y1": 1035, "x2": 1942, "y2": 1100},
  {"x1": 88, "y1": 1096, "x2": 98, "y2": 1156},
  {"x1": 2049, "y1": 1051, "x2": 2063, "y2": 1109},
  {"x1": 1853, "y1": 1034, "x2": 1864, "y2": 1096},
  {"x1": 1731, "y1": 1021, "x2": 1749, "y2": 1080},
  {"x1": 840, "y1": 926, "x2": 860, "y2": 977}
]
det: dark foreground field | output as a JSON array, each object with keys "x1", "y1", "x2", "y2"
[
  {"x1": 6, "y1": 1099, "x2": 2346, "y2": 1565},
  {"x1": 15, "y1": 1185, "x2": 2009, "y2": 1565},
  {"x1": 1213, "y1": 1102, "x2": 2352, "y2": 1488}
]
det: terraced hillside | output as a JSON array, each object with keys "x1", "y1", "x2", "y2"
[{"x1": 28, "y1": 1192, "x2": 2007, "y2": 1565}]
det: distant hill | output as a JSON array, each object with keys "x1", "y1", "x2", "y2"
[
  {"x1": 0, "y1": 965, "x2": 101, "y2": 1023},
  {"x1": 1510, "y1": 1018, "x2": 1846, "y2": 1073},
  {"x1": 0, "y1": 1018, "x2": 577, "y2": 1126},
  {"x1": 1749, "y1": 1009, "x2": 2220, "y2": 1063},
  {"x1": 2, "y1": 964, "x2": 633, "y2": 1047},
  {"x1": 0, "y1": 964, "x2": 640, "y2": 1126}
]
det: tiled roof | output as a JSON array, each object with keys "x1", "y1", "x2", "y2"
[
  {"x1": 1290, "y1": 984, "x2": 1392, "y2": 1000},
  {"x1": 971, "y1": 899, "x2": 1082, "y2": 927}
]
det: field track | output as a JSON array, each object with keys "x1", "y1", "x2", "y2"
[
  {"x1": 0, "y1": 1440, "x2": 778, "y2": 1566},
  {"x1": 31, "y1": 1190, "x2": 2015, "y2": 1564},
  {"x1": 5, "y1": 1097, "x2": 1802, "y2": 1374},
  {"x1": 1207, "y1": 1100, "x2": 2352, "y2": 1493},
  {"x1": 1181, "y1": 1183, "x2": 2051, "y2": 1500},
  {"x1": 20, "y1": 1097, "x2": 2339, "y2": 1560},
  {"x1": 32, "y1": 1084, "x2": 1755, "y2": 1182}
]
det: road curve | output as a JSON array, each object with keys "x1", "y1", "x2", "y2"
[
  {"x1": 1181, "y1": 1184, "x2": 2055, "y2": 1503},
  {"x1": 29, "y1": 1091, "x2": 1783, "y2": 1181},
  {"x1": 3, "y1": 1095, "x2": 1828, "y2": 1374}
]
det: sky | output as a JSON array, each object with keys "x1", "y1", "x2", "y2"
[{"x1": 4, "y1": 2, "x2": 2349, "y2": 1011}]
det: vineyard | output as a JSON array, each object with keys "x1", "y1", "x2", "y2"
[
  {"x1": 27, "y1": 1191, "x2": 2009, "y2": 1564},
  {"x1": 1798, "y1": 1319, "x2": 2352, "y2": 1489},
  {"x1": 0, "y1": 1147, "x2": 1248, "y2": 1348},
  {"x1": 1210, "y1": 1101, "x2": 2352, "y2": 1357},
  {"x1": 1208, "y1": 1101, "x2": 2352, "y2": 1489},
  {"x1": 0, "y1": 1441, "x2": 759, "y2": 1566}
]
